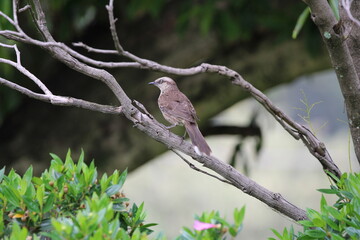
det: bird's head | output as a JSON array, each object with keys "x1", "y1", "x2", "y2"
[{"x1": 149, "y1": 77, "x2": 178, "y2": 92}]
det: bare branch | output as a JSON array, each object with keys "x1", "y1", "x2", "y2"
[
  {"x1": 0, "y1": 76, "x2": 122, "y2": 114},
  {"x1": 19, "y1": 5, "x2": 31, "y2": 13},
  {"x1": 106, "y1": 0, "x2": 125, "y2": 53},
  {"x1": 133, "y1": 115, "x2": 308, "y2": 221},
  {"x1": 73, "y1": 42, "x2": 118, "y2": 55},
  {"x1": 0, "y1": 10, "x2": 17, "y2": 26},
  {"x1": 12, "y1": 0, "x2": 19, "y2": 24},
  {"x1": 0, "y1": 44, "x2": 52, "y2": 95}
]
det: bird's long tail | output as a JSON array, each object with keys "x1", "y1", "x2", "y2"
[{"x1": 184, "y1": 122, "x2": 211, "y2": 155}]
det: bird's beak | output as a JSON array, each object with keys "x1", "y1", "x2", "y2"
[{"x1": 148, "y1": 81, "x2": 156, "y2": 85}]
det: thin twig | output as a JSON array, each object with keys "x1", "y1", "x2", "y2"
[
  {"x1": 0, "y1": 44, "x2": 52, "y2": 95},
  {"x1": 18, "y1": 5, "x2": 31, "y2": 13},
  {"x1": 171, "y1": 149, "x2": 233, "y2": 185},
  {"x1": 73, "y1": 42, "x2": 119, "y2": 54},
  {"x1": 106, "y1": 0, "x2": 124, "y2": 53},
  {"x1": 0, "y1": 76, "x2": 123, "y2": 114}
]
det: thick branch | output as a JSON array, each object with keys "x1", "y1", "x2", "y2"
[
  {"x1": 305, "y1": 0, "x2": 360, "y2": 164},
  {"x1": 134, "y1": 113, "x2": 308, "y2": 221}
]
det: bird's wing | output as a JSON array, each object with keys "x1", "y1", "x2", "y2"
[{"x1": 159, "y1": 92, "x2": 198, "y2": 123}]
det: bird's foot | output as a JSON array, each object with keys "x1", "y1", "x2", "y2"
[{"x1": 165, "y1": 123, "x2": 177, "y2": 129}]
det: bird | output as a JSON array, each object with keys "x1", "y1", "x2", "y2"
[{"x1": 149, "y1": 77, "x2": 212, "y2": 156}]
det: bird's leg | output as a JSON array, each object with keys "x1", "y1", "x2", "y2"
[
  {"x1": 165, "y1": 123, "x2": 177, "y2": 129},
  {"x1": 178, "y1": 130, "x2": 188, "y2": 146},
  {"x1": 159, "y1": 123, "x2": 177, "y2": 137},
  {"x1": 182, "y1": 130, "x2": 187, "y2": 139}
]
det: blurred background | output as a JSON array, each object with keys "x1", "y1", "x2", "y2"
[{"x1": 0, "y1": 0, "x2": 359, "y2": 239}]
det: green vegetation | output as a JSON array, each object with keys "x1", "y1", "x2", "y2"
[
  {"x1": 271, "y1": 173, "x2": 360, "y2": 240},
  {"x1": 2, "y1": 150, "x2": 358, "y2": 239},
  {"x1": 0, "y1": 150, "x2": 244, "y2": 239}
]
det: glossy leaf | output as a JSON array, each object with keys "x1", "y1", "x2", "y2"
[{"x1": 292, "y1": 7, "x2": 310, "y2": 39}]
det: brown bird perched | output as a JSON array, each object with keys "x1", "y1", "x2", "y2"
[{"x1": 149, "y1": 77, "x2": 212, "y2": 156}]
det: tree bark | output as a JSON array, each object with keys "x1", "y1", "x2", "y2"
[{"x1": 304, "y1": 0, "x2": 360, "y2": 163}]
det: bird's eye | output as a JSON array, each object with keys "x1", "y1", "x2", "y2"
[{"x1": 158, "y1": 79, "x2": 163, "y2": 84}]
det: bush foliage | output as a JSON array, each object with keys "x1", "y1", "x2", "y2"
[
  {"x1": 271, "y1": 172, "x2": 360, "y2": 240},
  {"x1": 0, "y1": 150, "x2": 156, "y2": 239},
  {"x1": 0, "y1": 150, "x2": 244, "y2": 240},
  {"x1": 3, "y1": 149, "x2": 358, "y2": 240}
]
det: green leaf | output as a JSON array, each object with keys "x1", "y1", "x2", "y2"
[
  {"x1": 0, "y1": 167, "x2": 5, "y2": 182},
  {"x1": 36, "y1": 184, "x2": 45, "y2": 209},
  {"x1": 320, "y1": 195, "x2": 327, "y2": 213},
  {"x1": 49, "y1": 153, "x2": 63, "y2": 164},
  {"x1": 32, "y1": 176, "x2": 43, "y2": 186},
  {"x1": 329, "y1": 0, "x2": 339, "y2": 21},
  {"x1": 51, "y1": 218, "x2": 63, "y2": 232},
  {"x1": 340, "y1": 190, "x2": 353, "y2": 199},
  {"x1": 118, "y1": 228, "x2": 131, "y2": 240},
  {"x1": 180, "y1": 227, "x2": 196, "y2": 239},
  {"x1": 229, "y1": 227, "x2": 237, "y2": 237},
  {"x1": 326, "y1": 206, "x2": 342, "y2": 220},
  {"x1": 2, "y1": 186, "x2": 21, "y2": 207},
  {"x1": 312, "y1": 218, "x2": 326, "y2": 228},
  {"x1": 131, "y1": 228, "x2": 141, "y2": 240},
  {"x1": 324, "y1": 217, "x2": 339, "y2": 231},
  {"x1": 298, "y1": 220, "x2": 315, "y2": 228},
  {"x1": 134, "y1": 202, "x2": 145, "y2": 222},
  {"x1": 43, "y1": 193, "x2": 55, "y2": 213},
  {"x1": 23, "y1": 196, "x2": 40, "y2": 212},
  {"x1": 65, "y1": 148, "x2": 72, "y2": 163},
  {"x1": 292, "y1": 7, "x2": 310, "y2": 39},
  {"x1": 78, "y1": 148, "x2": 85, "y2": 163},
  {"x1": 271, "y1": 228, "x2": 283, "y2": 239},
  {"x1": 118, "y1": 169, "x2": 128, "y2": 189},
  {"x1": 105, "y1": 184, "x2": 121, "y2": 196},
  {"x1": 0, "y1": 210, "x2": 4, "y2": 234},
  {"x1": 326, "y1": 171, "x2": 341, "y2": 184},
  {"x1": 10, "y1": 222, "x2": 28, "y2": 240},
  {"x1": 304, "y1": 229, "x2": 326, "y2": 238},
  {"x1": 234, "y1": 206, "x2": 246, "y2": 226},
  {"x1": 23, "y1": 166, "x2": 33, "y2": 183},
  {"x1": 317, "y1": 188, "x2": 338, "y2": 194},
  {"x1": 330, "y1": 232, "x2": 344, "y2": 240},
  {"x1": 24, "y1": 181, "x2": 36, "y2": 200},
  {"x1": 306, "y1": 208, "x2": 321, "y2": 221},
  {"x1": 345, "y1": 227, "x2": 360, "y2": 237}
]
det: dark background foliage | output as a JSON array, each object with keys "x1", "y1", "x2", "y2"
[{"x1": 0, "y1": 0, "x2": 329, "y2": 174}]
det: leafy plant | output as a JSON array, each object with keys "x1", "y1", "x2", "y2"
[
  {"x1": 0, "y1": 150, "x2": 246, "y2": 239},
  {"x1": 0, "y1": 150, "x2": 156, "y2": 239},
  {"x1": 270, "y1": 172, "x2": 360, "y2": 240},
  {"x1": 177, "y1": 207, "x2": 245, "y2": 240}
]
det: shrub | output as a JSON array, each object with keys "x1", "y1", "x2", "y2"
[
  {"x1": 0, "y1": 150, "x2": 245, "y2": 240},
  {"x1": 270, "y1": 172, "x2": 360, "y2": 240},
  {"x1": 0, "y1": 150, "x2": 155, "y2": 239}
]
